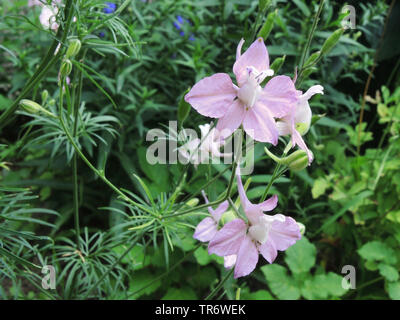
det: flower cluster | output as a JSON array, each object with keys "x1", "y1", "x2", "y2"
[
  {"x1": 185, "y1": 37, "x2": 323, "y2": 162},
  {"x1": 173, "y1": 15, "x2": 195, "y2": 41},
  {"x1": 186, "y1": 38, "x2": 323, "y2": 278}
]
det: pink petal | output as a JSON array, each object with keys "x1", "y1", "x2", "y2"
[
  {"x1": 255, "y1": 194, "x2": 278, "y2": 212},
  {"x1": 212, "y1": 200, "x2": 229, "y2": 222},
  {"x1": 233, "y1": 38, "x2": 270, "y2": 86},
  {"x1": 234, "y1": 235, "x2": 259, "y2": 278},
  {"x1": 193, "y1": 217, "x2": 218, "y2": 242},
  {"x1": 224, "y1": 255, "x2": 237, "y2": 269},
  {"x1": 301, "y1": 85, "x2": 324, "y2": 101},
  {"x1": 259, "y1": 239, "x2": 278, "y2": 264},
  {"x1": 258, "y1": 75, "x2": 298, "y2": 118},
  {"x1": 216, "y1": 99, "x2": 246, "y2": 139},
  {"x1": 185, "y1": 73, "x2": 237, "y2": 118},
  {"x1": 292, "y1": 129, "x2": 313, "y2": 163},
  {"x1": 269, "y1": 216, "x2": 301, "y2": 251},
  {"x1": 243, "y1": 103, "x2": 279, "y2": 144},
  {"x1": 236, "y1": 173, "x2": 263, "y2": 225},
  {"x1": 208, "y1": 219, "x2": 247, "y2": 256}
]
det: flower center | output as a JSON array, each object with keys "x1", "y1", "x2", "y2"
[
  {"x1": 248, "y1": 214, "x2": 285, "y2": 245},
  {"x1": 237, "y1": 67, "x2": 273, "y2": 109}
]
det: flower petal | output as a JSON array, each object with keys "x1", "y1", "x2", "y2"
[
  {"x1": 301, "y1": 85, "x2": 324, "y2": 101},
  {"x1": 236, "y1": 173, "x2": 263, "y2": 225},
  {"x1": 233, "y1": 38, "x2": 270, "y2": 86},
  {"x1": 208, "y1": 219, "x2": 247, "y2": 256},
  {"x1": 234, "y1": 235, "x2": 259, "y2": 278},
  {"x1": 216, "y1": 99, "x2": 246, "y2": 139},
  {"x1": 292, "y1": 129, "x2": 313, "y2": 163},
  {"x1": 243, "y1": 103, "x2": 279, "y2": 144},
  {"x1": 224, "y1": 255, "x2": 237, "y2": 269},
  {"x1": 269, "y1": 216, "x2": 302, "y2": 251},
  {"x1": 185, "y1": 73, "x2": 237, "y2": 118},
  {"x1": 258, "y1": 75, "x2": 298, "y2": 118},
  {"x1": 212, "y1": 200, "x2": 229, "y2": 222},
  {"x1": 193, "y1": 217, "x2": 218, "y2": 242},
  {"x1": 255, "y1": 194, "x2": 278, "y2": 212},
  {"x1": 259, "y1": 239, "x2": 278, "y2": 264}
]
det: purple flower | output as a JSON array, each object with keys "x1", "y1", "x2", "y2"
[
  {"x1": 103, "y1": 2, "x2": 116, "y2": 14},
  {"x1": 99, "y1": 31, "x2": 105, "y2": 38},
  {"x1": 173, "y1": 15, "x2": 195, "y2": 41}
]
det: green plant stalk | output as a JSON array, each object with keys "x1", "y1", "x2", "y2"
[
  {"x1": 297, "y1": 0, "x2": 325, "y2": 80},
  {"x1": 0, "y1": 0, "x2": 76, "y2": 129},
  {"x1": 205, "y1": 268, "x2": 234, "y2": 300}
]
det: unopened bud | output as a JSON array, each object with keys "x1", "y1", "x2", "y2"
[
  {"x1": 282, "y1": 150, "x2": 310, "y2": 171},
  {"x1": 304, "y1": 51, "x2": 321, "y2": 67},
  {"x1": 186, "y1": 198, "x2": 199, "y2": 207},
  {"x1": 20, "y1": 99, "x2": 42, "y2": 114},
  {"x1": 41, "y1": 90, "x2": 49, "y2": 104},
  {"x1": 65, "y1": 39, "x2": 81, "y2": 59},
  {"x1": 270, "y1": 55, "x2": 286, "y2": 74},
  {"x1": 321, "y1": 29, "x2": 344, "y2": 56},
  {"x1": 258, "y1": 10, "x2": 277, "y2": 41},
  {"x1": 60, "y1": 59, "x2": 72, "y2": 78},
  {"x1": 297, "y1": 222, "x2": 306, "y2": 235}
]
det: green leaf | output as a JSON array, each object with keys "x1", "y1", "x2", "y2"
[
  {"x1": 261, "y1": 264, "x2": 300, "y2": 300},
  {"x1": 388, "y1": 282, "x2": 400, "y2": 300},
  {"x1": 161, "y1": 287, "x2": 197, "y2": 300},
  {"x1": 358, "y1": 241, "x2": 397, "y2": 265},
  {"x1": 129, "y1": 269, "x2": 162, "y2": 298},
  {"x1": 194, "y1": 246, "x2": 212, "y2": 266},
  {"x1": 178, "y1": 88, "x2": 191, "y2": 125},
  {"x1": 312, "y1": 177, "x2": 330, "y2": 199},
  {"x1": 378, "y1": 264, "x2": 399, "y2": 282},
  {"x1": 242, "y1": 289, "x2": 274, "y2": 300},
  {"x1": 285, "y1": 237, "x2": 316, "y2": 274}
]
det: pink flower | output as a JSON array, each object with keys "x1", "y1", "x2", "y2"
[
  {"x1": 184, "y1": 38, "x2": 298, "y2": 145},
  {"x1": 39, "y1": 5, "x2": 59, "y2": 31},
  {"x1": 193, "y1": 191, "x2": 229, "y2": 242},
  {"x1": 277, "y1": 85, "x2": 324, "y2": 162},
  {"x1": 208, "y1": 172, "x2": 301, "y2": 278}
]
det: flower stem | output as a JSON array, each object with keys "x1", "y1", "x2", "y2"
[{"x1": 205, "y1": 268, "x2": 234, "y2": 300}]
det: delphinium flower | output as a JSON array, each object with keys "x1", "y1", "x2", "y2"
[
  {"x1": 178, "y1": 123, "x2": 231, "y2": 167},
  {"x1": 207, "y1": 171, "x2": 301, "y2": 278},
  {"x1": 193, "y1": 191, "x2": 229, "y2": 242},
  {"x1": 184, "y1": 38, "x2": 298, "y2": 145},
  {"x1": 103, "y1": 2, "x2": 117, "y2": 14},
  {"x1": 276, "y1": 84, "x2": 324, "y2": 162},
  {"x1": 39, "y1": 4, "x2": 59, "y2": 31},
  {"x1": 173, "y1": 15, "x2": 195, "y2": 41}
]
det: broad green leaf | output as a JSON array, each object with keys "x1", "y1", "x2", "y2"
[
  {"x1": 378, "y1": 264, "x2": 399, "y2": 282},
  {"x1": 358, "y1": 241, "x2": 397, "y2": 265},
  {"x1": 194, "y1": 246, "x2": 212, "y2": 266},
  {"x1": 129, "y1": 269, "x2": 162, "y2": 298},
  {"x1": 261, "y1": 264, "x2": 300, "y2": 300},
  {"x1": 161, "y1": 287, "x2": 197, "y2": 300},
  {"x1": 285, "y1": 237, "x2": 316, "y2": 274},
  {"x1": 388, "y1": 282, "x2": 400, "y2": 300},
  {"x1": 312, "y1": 177, "x2": 330, "y2": 199}
]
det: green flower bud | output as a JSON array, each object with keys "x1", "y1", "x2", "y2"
[
  {"x1": 297, "y1": 222, "x2": 306, "y2": 235},
  {"x1": 304, "y1": 51, "x2": 321, "y2": 67},
  {"x1": 321, "y1": 28, "x2": 344, "y2": 56},
  {"x1": 186, "y1": 198, "x2": 199, "y2": 207},
  {"x1": 60, "y1": 59, "x2": 72, "y2": 78},
  {"x1": 282, "y1": 150, "x2": 310, "y2": 171},
  {"x1": 65, "y1": 39, "x2": 81, "y2": 59},
  {"x1": 257, "y1": 9, "x2": 277, "y2": 41},
  {"x1": 20, "y1": 99, "x2": 42, "y2": 114},
  {"x1": 41, "y1": 90, "x2": 49, "y2": 104},
  {"x1": 270, "y1": 55, "x2": 286, "y2": 74}
]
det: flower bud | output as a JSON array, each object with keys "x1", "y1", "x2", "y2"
[
  {"x1": 60, "y1": 59, "x2": 72, "y2": 78},
  {"x1": 321, "y1": 28, "x2": 344, "y2": 56},
  {"x1": 304, "y1": 51, "x2": 321, "y2": 67},
  {"x1": 282, "y1": 150, "x2": 310, "y2": 171},
  {"x1": 41, "y1": 90, "x2": 49, "y2": 104},
  {"x1": 270, "y1": 55, "x2": 286, "y2": 74},
  {"x1": 258, "y1": 9, "x2": 277, "y2": 41},
  {"x1": 186, "y1": 198, "x2": 199, "y2": 207},
  {"x1": 65, "y1": 39, "x2": 81, "y2": 59},
  {"x1": 297, "y1": 222, "x2": 306, "y2": 235},
  {"x1": 20, "y1": 99, "x2": 42, "y2": 114}
]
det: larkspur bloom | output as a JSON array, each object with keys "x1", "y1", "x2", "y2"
[
  {"x1": 103, "y1": 2, "x2": 117, "y2": 14},
  {"x1": 276, "y1": 84, "x2": 324, "y2": 162},
  {"x1": 207, "y1": 171, "x2": 301, "y2": 278},
  {"x1": 173, "y1": 15, "x2": 195, "y2": 41},
  {"x1": 178, "y1": 123, "x2": 231, "y2": 166},
  {"x1": 185, "y1": 38, "x2": 298, "y2": 145},
  {"x1": 39, "y1": 4, "x2": 59, "y2": 31},
  {"x1": 193, "y1": 191, "x2": 229, "y2": 242}
]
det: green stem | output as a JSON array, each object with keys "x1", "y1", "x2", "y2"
[
  {"x1": 0, "y1": 0, "x2": 76, "y2": 129},
  {"x1": 205, "y1": 268, "x2": 234, "y2": 300}
]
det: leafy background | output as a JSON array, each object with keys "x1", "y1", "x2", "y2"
[{"x1": 0, "y1": 0, "x2": 399, "y2": 300}]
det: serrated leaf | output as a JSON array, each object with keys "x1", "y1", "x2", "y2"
[
  {"x1": 285, "y1": 237, "x2": 316, "y2": 274},
  {"x1": 261, "y1": 264, "x2": 300, "y2": 300}
]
